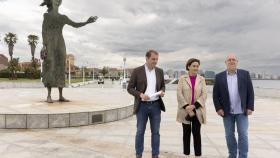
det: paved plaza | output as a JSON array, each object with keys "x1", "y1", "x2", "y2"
[{"x1": 0, "y1": 87, "x2": 279, "y2": 157}]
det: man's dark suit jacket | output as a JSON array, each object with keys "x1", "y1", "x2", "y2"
[
  {"x1": 213, "y1": 69, "x2": 254, "y2": 116},
  {"x1": 127, "y1": 65, "x2": 166, "y2": 114}
]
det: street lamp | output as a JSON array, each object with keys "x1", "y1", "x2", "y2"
[
  {"x1": 40, "y1": 59, "x2": 42, "y2": 82},
  {"x1": 68, "y1": 58, "x2": 71, "y2": 88},
  {"x1": 82, "y1": 65, "x2": 85, "y2": 84},
  {"x1": 122, "y1": 57, "x2": 126, "y2": 89},
  {"x1": 92, "y1": 67, "x2": 94, "y2": 81}
]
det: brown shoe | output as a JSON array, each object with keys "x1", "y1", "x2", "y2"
[{"x1": 136, "y1": 155, "x2": 142, "y2": 158}]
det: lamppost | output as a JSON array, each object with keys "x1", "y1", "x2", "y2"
[
  {"x1": 68, "y1": 58, "x2": 71, "y2": 88},
  {"x1": 122, "y1": 57, "x2": 126, "y2": 89},
  {"x1": 92, "y1": 67, "x2": 94, "y2": 81},
  {"x1": 82, "y1": 65, "x2": 85, "y2": 84},
  {"x1": 40, "y1": 59, "x2": 43, "y2": 81}
]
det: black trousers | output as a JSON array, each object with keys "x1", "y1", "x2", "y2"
[{"x1": 182, "y1": 116, "x2": 201, "y2": 156}]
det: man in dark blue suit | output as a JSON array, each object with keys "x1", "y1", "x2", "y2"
[{"x1": 213, "y1": 54, "x2": 254, "y2": 158}]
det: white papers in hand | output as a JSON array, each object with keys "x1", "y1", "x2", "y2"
[{"x1": 149, "y1": 91, "x2": 162, "y2": 98}]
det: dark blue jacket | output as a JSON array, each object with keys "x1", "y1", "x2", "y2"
[{"x1": 213, "y1": 69, "x2": 254, "y2": 116}]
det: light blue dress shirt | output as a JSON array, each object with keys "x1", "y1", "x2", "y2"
[{"x1": 227, "y1": 71, "x2": 243, "y2": 114}]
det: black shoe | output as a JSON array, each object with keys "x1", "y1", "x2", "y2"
[
  {"x1": 152, "y1": 155, "x2": 159, "y2": 158},
  {"x1": 136, "y1": 155, "x2": 142, "y2": 158}
]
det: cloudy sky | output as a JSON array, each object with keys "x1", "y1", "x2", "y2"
[{"x1": 0, "y1": 0, "x2": 280, "y2": 75}]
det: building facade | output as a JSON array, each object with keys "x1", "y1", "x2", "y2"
[{"x1": 0, "y1": 54, "x2": 9, "y2": 71}]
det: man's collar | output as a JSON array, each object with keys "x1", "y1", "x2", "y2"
[
  {"x1": 145, "y1": 64, "x2": 155, "y2": 72},
  {"x1": 227, "y1": 69, "x2": 237, "y2": 75}
]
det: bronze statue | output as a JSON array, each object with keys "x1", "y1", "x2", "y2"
[{"x1": 40, "y1": 0, "x2": 98, "y2": 103}]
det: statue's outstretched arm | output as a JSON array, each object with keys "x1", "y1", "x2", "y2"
[{"x1": 64, "y1": 15, "x2": 98, "y2": 28}]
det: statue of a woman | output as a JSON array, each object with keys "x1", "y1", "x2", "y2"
[{"x1": 40, "y1": 0, "x2": 97, "y2": 103}]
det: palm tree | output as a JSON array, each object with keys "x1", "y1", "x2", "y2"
[
  {"x1": 27, "y1": 34, "x2": 39, "y2": 61},
  {"x1": 8, "y1": 58, "x2": 20, "y2": 80},
  {"x1": 4, "y1": 32, "x2": 17, "y2": 60},
  {"x1": 27, "y1": 35, "x2": 39, "y2": 79}
]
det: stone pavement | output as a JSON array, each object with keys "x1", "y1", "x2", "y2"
[{"x1": 0, "y1": 90, "x2": 279, "y2": 158}]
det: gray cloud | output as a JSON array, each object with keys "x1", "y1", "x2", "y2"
[{"x1": 0, "y1": 0, "x2": 279, "y2": 75}]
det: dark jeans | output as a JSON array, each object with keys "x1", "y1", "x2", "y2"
[
  {"x1": 182, "y1": 115, "x2": 201, "y2": 156},
  {"x1": 135, "y1": 101, "x2": 161, "y2": 157}
]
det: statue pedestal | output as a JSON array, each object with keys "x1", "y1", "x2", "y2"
[{"x1": 0, "y1": 88, "x2": 134, "y2": 129}]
